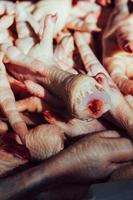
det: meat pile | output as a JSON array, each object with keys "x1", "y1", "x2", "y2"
[{"x1": 0, "y1": 0, "x2": 133, "y2": 183}]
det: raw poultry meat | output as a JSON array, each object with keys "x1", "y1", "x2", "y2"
[
  {"x1": 74, "y1": 31, "x2": 133, "y2": 137},
  {"x1": 0, "y1": 52, "x2": 28, "y2": 144},
  {"x1": 39, "y1": 130, "x2": 133, "y2": 182},
  {"x1": 0, "y1": 122, "x2": 65, "y2": 175},
  {"x1": 25, "y1": 124, "x2": 65, "y2": 160},
  {"x1": 3, "y1": 14, "x2": 111, "y2": 120},
  {"x1": 2, "y1": 131, "x2": 133, "y2": 187},
  {"x1": 0, "y1": 0, "x2": 133, "y2": 183},
  {"x1": 103, "y1": 0, "x2": 133, "y2": 95},
  {"x1": 44, "y1": 110, "x2": 109, "y2": 137},
  {"x1": 33, "y1": 0, "x2": 72, "y2": 34},
  {"x1": 24, "y1": 80, "x2": 63, "y2": 107}
]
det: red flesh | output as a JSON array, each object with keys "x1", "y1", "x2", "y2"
[
  {"x1": 43, "y1": 110, "x2": 54, "y2": 121},
  {"x1": 72, "y1": 0, "x2": 78, "y2": 6},
  {"x1": 88, "y1": 99, "x2": 103, "y2": 115}
]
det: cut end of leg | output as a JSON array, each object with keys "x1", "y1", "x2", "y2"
[
  {"x1": 88, "y1": 98, "x2": 110, "y2": 118},
  {"x1": 68, "y1": 75, "x2": 111, "y2": 120},
  {"x1": 88, "y1": 99, "x2": 104, "y2": 116}
]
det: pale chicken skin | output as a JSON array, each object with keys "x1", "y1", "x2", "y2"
[
  {"x1": 0, "y1": 0, "x2": 133, "y2": 182},
  {"x1": 0, "y1": 53, "x2": 28, "y2": 144},
  {"x1": 25, "y1": 124, "x2": 65, "y2": 160},
  {"x1": 3, "y1": 14, "x2": 111, "y2": 120},
  {"x1": 103, "y1": 0, "x2": 133, "y2": 95}
]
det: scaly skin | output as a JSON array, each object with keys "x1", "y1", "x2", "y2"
[
  {"x1": 74, "y1": 31, "x2": 133, "y2": 138},
  {"x1": 110, "y1": 164, "x2": 133, "y2": 181},
  {"x1": 1, "y1": 131, "x2": 133, "y2": 197},
  {"x1": 5, "y1": 52, "x2": 111, "y2": 119},
  {"x1": 40, "y1": 131, "x2": 133, "y2": 182},
  {"x1": 24, "y1": 80, "x2": 63, "y2": 108},
  {"x1": 0, "y1": 123, "x2": 64, "y2": 175},
  {"x1": 25, "y1": 124, "x2": 65, "y2": 160},
  {"x1": 0, "y1": 53, "x2": 28, "y2": 144},
  {"x1": 103, "y1": 1, "x2": 133, "y2": 95},
  {"x1": 3, "y1": 14, "x2": 111, "y2": 120}
]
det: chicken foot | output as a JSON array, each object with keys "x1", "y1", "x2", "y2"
[{"x1": 74, "y1": 32, "x2": 133, "y2": 137}]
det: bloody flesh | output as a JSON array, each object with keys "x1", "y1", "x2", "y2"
[
  {"x1": 88, "y1": 99, "x2": 103, "y2": 115},
  {"x1": 72, "y1": 0, "x2": 78, "y2": 6}
]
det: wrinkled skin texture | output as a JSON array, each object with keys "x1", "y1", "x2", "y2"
[
  {"x1": 24, "y1": 80, "x2": 63, "y2": 108},
  {"x1": 0, "y1": 123, "x2": 65, "y2": 175},
  {"x1": 25, "y1": 124, "x2": 65, "y2": 160},
  {"x1": 74, "y1": 31, "x2": 133, "y2": 138},
  {"x1": 39, "y1": 131, "x2": 133, "y2": 183},
  {"x1": 3, "y1": 15, "x2": 111, "y2": 120},
  {"x1": 0, "y1": 0, "x2": 133, "y2": 185},
  {"x1": 103, "y1": 0, "x2": 133, "y2": 95},
  {"x1": 0, "y1": 53, "x2": 28, "y2": 144},
  {"x1": 110, "y1": 164, "x2": 133, "y2": 181},
  {"x1": 0, "y1": 131, "x2": 133, "y2": 199}
]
